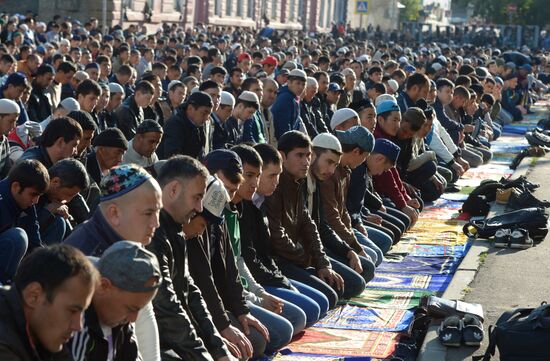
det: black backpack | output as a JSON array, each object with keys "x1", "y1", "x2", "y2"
[
  {"x1": 463, "y1": 207, "x2": 549, "y2": 241},
  {"x1": 461, "y1": 180, "x2": 503, "y2": 217},
  {"x1": 473, "y1": 303, "x2": 550, "y2": 361}
]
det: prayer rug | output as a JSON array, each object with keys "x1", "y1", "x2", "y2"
[
  {"x1": 406, "y1": 242, "x2": 472, "y2": 258},
  {"x1": 272, "y1": 351, "x2": 359, "y2": 361},
  {"x1": 314, "y1": 305, "x2": 414, "y2": 332},
  {"x1": 366, "y1": 273, "x2": 453, "y2": 293},
  {"x1": 286, "y1": 328, "x2": 400, "y2": 359},
  {"x1": 419, "y1": 199, "x2": 463, "y2": 221},
  {"x1": 402, "y1": 220, "x2": 468, "y2": 246},
  {"x1": 345, "y1": 289, "x2": 433, "y2": 309},
  {"x1": 441, "y1": 192, "x2": 469, "y2": 201},
  {"x1": 377, "y1": 255, "x2": 461, "y2": 275}
]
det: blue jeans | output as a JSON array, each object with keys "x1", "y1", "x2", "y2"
[
  {"x1": 492, "y1": 122, "x2": 502, "y2": 140},
  {"x1": 40, "y1": 212, "x2": 67, "y2": 245},
  {"x1": 265, "y1": 285, "x2": 322, "y2": 327},
  {"x1": 354, "y1": 229, "x2": 383, "y2": 266},
  {"x1": 325, "y1": 248, "x2": 375, "y2": 284},
  {"x1": 248, "y1": 302, "x2": 294, "y2": 354},
  {"x1": 0, "y1": 228, "x2": 28, "y2": 284},
  {"x1": 290, "y1": 280, "x2": 330, "y2": 319},
  {"x1": 364, "y1": 226, "x2": 393, "y2": 254},
  {"x1": 328, "y1": 257, "x2": 366, "y2": 299},
  {"x1": 277, "y1": 258, "x2": 339, "y2": 309}
]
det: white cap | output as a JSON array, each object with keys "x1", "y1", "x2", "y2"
[
  {"x1": 0, "y1": 99, "x2": 20, "y2": 114},
  {"x1": 108, "y1": 83, "x2": 125, "y2": 94},
  {"x1": 431, "y1": 62, "x2": 443, "y2": 71},
  {"x1": 167, "y1": 80, "x2": 183, "y2": 92},
  {"x1": 59, "y1": 38, "x2": 70, "y2": 46},
  {"x1": 375, "y1": 94, "x2": 397, "y2": 106},
  {"x1": 312, "y1": 133, "x2": 342, "y2": 153},
  {"x1": 220, "y1": 91, "x2": 235, "y2": 107},
  {"x1": 74, "y1": 70, "x2": 89, "y2": 82},
  {"x1": 203, "y1": 175, "x2": 231, "y2": 220},
  {"x1": 306, "y1": 77, "x2": 318, "y2": 88},
  {"x1": 398, "y1": 56, "x2": 409, "y2": 64},
  {"x1": 289, "y1": 69, "x2": 307, "y2": 80},
  {"x1": 59, "y1": 97, "x2": 81, "y2": 112},
  {"x1": 357, "y1": 54, "x2": 370, "y2": 62},
  {"x1": 387, "y1": 79, "x2": 399, "y2": 93},
  {"x1": 330, "y1": 108, "x2": 359, "y2": 130},
  {"x1": 238, "y1": 91, "x2": 260, "y2": 107},
  {"x1": 341, "y1": 68, "x2": 354, "y2": 77},
  {"x1": 282, "y1": 61, "x2": 298, "y2": 70}
]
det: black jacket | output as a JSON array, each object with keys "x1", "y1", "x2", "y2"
[
  {"x1": 68, "y1": 306, "x2": 139, "y2": 361},
  {"x1": 0, "y1": 286, "x2": 70, "y2": 361},
  {"x1": 27, "y1": 83, "x2": 52, "y2": 122},
  {"x1": 19, "y1": 145, "x2": 54, "y2": 169},
  {"x1": 187, "y1": 221, "x2": 249, "y2": 331},
  {"x1": 159, "y1": 108, "x2": 206, "y2": 160},
  {"x1": 114, "y1": 96, "x2": 144, "y2": 140},
  {"x1": 239, "y1": 199, "x2": 290, "y2": 289},
  {"x1": 147, "y1": 210, "x2": 228, "y2": 360}
]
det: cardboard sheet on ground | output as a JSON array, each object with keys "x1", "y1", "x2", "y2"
[
  {"x1": 366, "y1": 273, "x2": 453, "y2": 292},
  {"x1": 286, "y1": 328, "x2": 400, "y2": 359},
  {"x1": 313, "y1": 305, "x2": 414, "y2": 332},
  {"x1": 377, "y1": 255, "x2": 461, "y2": 274},
  {"x1": 344, "y1": 289, "x2": 433, "y2": 309}
]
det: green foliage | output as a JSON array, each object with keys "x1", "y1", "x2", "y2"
[
  {"x1": 454, "y1": 0, "x2": 550, "y2": 26},
  {"x1": 400, "y1": 0, "x2": 422, "y2": 21}
]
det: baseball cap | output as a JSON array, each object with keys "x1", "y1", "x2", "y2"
[
  {"x1": 237, "y1": 52, "x2": 251, "y2": 63},
  {"x1": 93, "y1": 241, "x2": 162, "y2": 293},
  {"x1": 201, "y1": 175, "x2": 231, "y2": 225},
  {"x1": 312, "y1": 133, "x2": 342, "y2": 153},
  {"x1": 220, "y1": 91, "x2": 236, "y2": 107},
  {"x1": 376, "y1": 99, "x2": 400, "y2": 115},
  {"x1": 282, "y1": 61, "x2": 298, "y2": 70},
  {"x1": 372, "y1": 138, "x2": 400, "y2": 163},
  {"x1": 100, "y1": 164, "x2": 152, "y2": 201},
  {"x1": 330, "y1": 108, "x2": 359, "y2": 130},
  {"x1": 335, "y1": 125, "x2": 375, "y2": 153},
  {"x1": 261, "y1": 56, "x2": 278, "y2": 66},
  {"x1": 288, "y1": 69, "x2": 307, "y2": 80},
  {"x1": 327, "y1": 83, "x2": 344, "y2": 93}
]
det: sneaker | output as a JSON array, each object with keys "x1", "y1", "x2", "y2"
[
  {"x1": 438, "y1": 315, "x2": 463, "y2": 347},
  {"x1": 445, "y1": 184, "x2": 461, "y2": 193},
  {"x1": 509, "y1": 228, "x2": 534, "y2": 249},
  {"x1": 494, "y1": 228, "x2": 511, "y2": 248},
  {"x1": 462, "y1": 314, "x2": 484, "y2": 347},
  {"x1": 496, "y1": 188, "x2": 514, "y2": 205}
]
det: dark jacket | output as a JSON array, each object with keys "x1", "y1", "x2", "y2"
[
  {"x1": 63, "y1": 208, "x2": 121, "y2": 257},
  {"x1": 433, "y1": 99, "x2": 463, "y2": 145},
  {"x1": 270, "y1": 85, "x2": 301, "y2": 140},
  {"x1": 239, "y1": 199, "x2": 290, "y2": 289},
  {"x1": 0, "y1": 286, "x2": 70, "y2": 361},
  {"x1": 314, "y1": 94, "x2": 331, "y2": 131},
  {"x1": 147, "y1": 210, "x2": 228, "y2": 360},
  {"x1": 0, "y1": 179, "x2": 41, "y2": 250},
  {"x1": 19, "y1": 145, "x2": 54, "y2": 169},
  {"x1": 263, "y1": 170, "x2": 331, "y2": 270},
  {"x1": 211, "y1": 113, "x2": 234, "y2": 150},
  {"x1": 68, "y1": 306, "x2": 139, "y2": 361},
  {"x1": 187, "y1": 219, "x2": 249, "y2": 331},
  {"x1": 159, "y1": 108, "x2": 206, "y2": 160},
  {"x1": 114, "y1": 96, "x2": 144, "y2": 141},
  {"x1": 85, "y1": 151, "x2": 102, "y2": 186},
  {"x1": 305, "y1": 176, "x2": 353, "y2": 258},
  {"x1": 396, "y1": 90, "x2": 415, "y2": 113},
  {"x1": 27, "y1": 83, "x2": 52, "y2": 122}
]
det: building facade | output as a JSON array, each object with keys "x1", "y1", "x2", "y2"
[
  {"x1": 346, "y1": 0, "x2": 402, "y2": 31},
  {"x1": 2, "y1": 0, "x2": 340, "y2": 32}
]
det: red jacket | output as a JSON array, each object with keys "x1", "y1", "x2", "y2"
[{"x1": 372, "y1": 127, "x2": 411, "y2": 209}]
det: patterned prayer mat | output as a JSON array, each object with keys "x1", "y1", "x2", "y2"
[
  {"x1": 272, "y1": 352, "x2": 355, "y2": 361},
  {"x1": 314, "y1": 305, "x2": 414, "y2": 332},
  {"x1": 366, "y1": 273, "x2": 453, "y2": 292},
  {"x1": 377, "y1": 255, "x2": 461, "y2": 275},
  {"x1": 390, "y1": 242, "x2": 472, "y2": 258},
  {"x1": 419, "y1": 199, "x2": 464, "y2": 221},
  {"x1": 286, "y1": 328, "x2": 400, "y2": 359},
  {"x1": 344, "y1": 289, "x2": 433, "y2": 309},
  {"x1": 402, "y1": 219, "x2": 468, "y2": 246}
]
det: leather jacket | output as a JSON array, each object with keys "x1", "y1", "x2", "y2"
[{"x1": 263, "y1": 170, "x2": 331, "y2": 270}]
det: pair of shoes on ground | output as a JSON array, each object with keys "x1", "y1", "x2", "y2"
[
  {"x1": 494, "y1": 228, "x2": 533, "y2": 249},
  {"x1": 438, "y1": 314, "x2": 484, "y2": 347}
]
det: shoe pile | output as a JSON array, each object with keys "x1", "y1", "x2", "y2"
[
  {"x1": 525, "y1": 128, "x2": 550, "y2": 148},
  {"x1": 510, "y1": 146, "x2": 546, "y2": 170},
  {"x1": 438, "y1": 314, "x2": 484, "y2": 348}
]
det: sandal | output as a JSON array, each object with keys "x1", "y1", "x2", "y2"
[
  {"x1": 462, "y1": 313, "x2": 484, "y2": 346},
  {"x1": 438, "y1": 315, "x2": 463, "y2": 347}
]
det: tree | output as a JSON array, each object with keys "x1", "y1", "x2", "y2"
[{"x1": 399, "y1": 0, "x2": 422, "y2": 21}]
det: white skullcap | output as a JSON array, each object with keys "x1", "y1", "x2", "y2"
[
  {"x1": 59, "y1": 97, "x2": 81, "y2": 112},
  {"x1": 330, "y1": 108, "x2": 359, "y2": 130},
  {"x1": 220, "y1": 91, "x2": 235, "y2": 107},
  {"x1": 375, "y1": 94, "x2": 397, "y2": 106},
  {"x1": 108, "y1": 83, "x2": 125, "y2": 94},
  {"x1": 0, "y1": 99, "x2": 20, "y2": 114}
]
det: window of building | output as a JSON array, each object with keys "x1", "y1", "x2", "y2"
[
  {"x1": 298, "y1": 0, "x2": 303, "y2": 20},
  {"x1": 289, "y1": 0, "x2": 295, "y2": 21},
  {"x1": 318, "y1": 0, "x2": 325, "y2": 27},
  {"x1": 272, "y1": 0, "x2": 278, "y2": 20},
  {"x1": 226, "y1": 0, "x2": 232, "y2": 16},
  {"x1": 248, "y1": 0, "x2": 255, "y2": 18},
  {"x1": 214, "y1": 0, "x2": 221, "y2": 15},
  {"x1": 237, "y1": 0, "x2": 243, "y2": 16}
]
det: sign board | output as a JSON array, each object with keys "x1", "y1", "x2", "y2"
[
  {"x1": 507, "y1": 4, "x2": 517, "y2": 13},
  {"x1": 356, "y1": 0, "x2": 368, "y2": 14}
]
